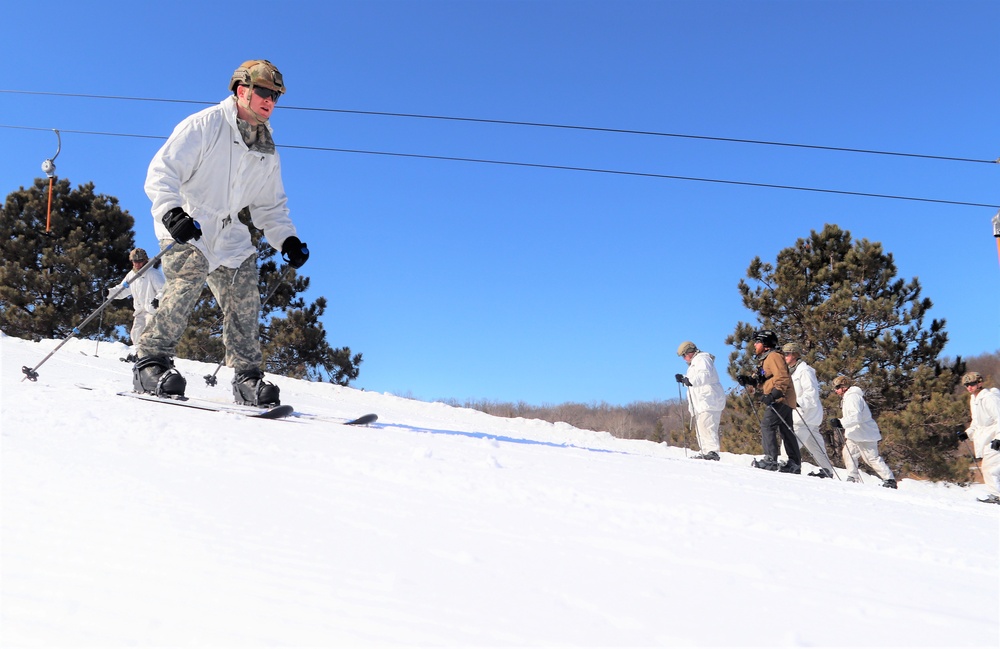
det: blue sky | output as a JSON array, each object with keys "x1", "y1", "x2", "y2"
[{"x1": 3, "y1": 0, "x2": 998, "y2": 405}]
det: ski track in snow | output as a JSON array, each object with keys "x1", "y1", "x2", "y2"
[{"x1": 2, "y1": 333, "x2": 998, "y2": 647}]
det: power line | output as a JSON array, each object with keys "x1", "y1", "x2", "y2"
[
  {"x1": 3, "y1": 89, "x2": 998, "y2": 165},
  {"x1": 3, "y1": 123, "x2": 995, "y2": 209}
]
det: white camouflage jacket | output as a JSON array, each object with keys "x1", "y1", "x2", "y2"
[
  {"x1": 839, "y1": 385, "x2": 881, "y2": 442},
  {"x1": 145, "y1": 96, "x2": 298, "y2": 271},
  {"x1": 684, "y1": 351, "x2": 726, "y2": 416},
  {"x1": 790, "y1": 360, "x2": 823, "y2": 427},
  {"x1": 966, "y1": 387, "x2": 1000, "y2": 458}
]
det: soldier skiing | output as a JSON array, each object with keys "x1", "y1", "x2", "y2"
[
  {"x1": 829, "y1": 375, "x2": 896, "y2": 488},
  {"x1": 957, "y1": 371, "x2": 1000, "y2": 504},
  {"x1": 133, "y1": 59, "x2": 309, "y2": 406},
  {"x1": 107, "y1": 247, "x2": 165, "y2": 362},
  {"x1": 676, "y1": 341, "x2": 726, "y2": 460},
  {"x1": 747, "y1": 329, "x2": 799, "y2": 473},
  {"x1": 782, "y1": 342, "x2": 836, "y2": 478}
]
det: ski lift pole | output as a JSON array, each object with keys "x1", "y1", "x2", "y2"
[
  {"x1": 203, "y1": 264, "x2": 296, "y2": 387},
  {"x1": 41, "y1": 129, "x2": 61, "y2": 234},
  {"x1": 993, "y1": 210, "x2": 1000, "y2": 270},
  {"x1": 21, "y1": 243, "x2": 175, "y2": 382}
]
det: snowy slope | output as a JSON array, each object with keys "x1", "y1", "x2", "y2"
[{"x1": 2, "y1": 333, "x2": 998, "y2": 647}]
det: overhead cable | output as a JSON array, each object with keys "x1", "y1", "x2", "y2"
[
  {"x1": 2, "y1": 89, "x2": 996, "y2": 165},
  {"x1": 3, "y1": 124, "x2": 994, "y2": 209}
]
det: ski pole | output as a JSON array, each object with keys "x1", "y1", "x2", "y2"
[
  {"x1": 793, "y1": 406, "x2": 842, "y2": 480},
  {"x1": 833, "y1": 423, "x2": 866, "y2": 484},
  {"x1": 203, "y1": 264, "x2": 295, "y2": 387},
  {"x1": 676, "y1": 377, "x2": 690, "y2": 457},
  {"x1": 21, "y1": 243, "x2": 175, "y2": 382}
]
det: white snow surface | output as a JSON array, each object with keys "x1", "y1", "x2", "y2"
[{"x1": 2, "y1": 333, "x2": 998, "y2": 648}]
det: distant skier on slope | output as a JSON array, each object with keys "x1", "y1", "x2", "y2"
[
  {"x1": 133, "y1": 59, "x2": 309, "y2": 406},
  {"x1": 108, "y1": 247, "x2": 165, "y2": 361},
  {"x1": 781, "y1": 342, "x2": 836, "y2": 478},
  {"x1": 829, "y1": 375, "x2": 896, "y2": 489},
  {"x1": 958, "y1": 371, "x2": 1000, "y2": 505},
  {"x1": 676, "y1": 341, "x2": 726, "y2": 460}
]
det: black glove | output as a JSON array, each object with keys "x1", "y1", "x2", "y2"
[
  {"x1": 955, "y1": 427, "x2": 969, "y2": 442},
  {"x1": 151, "y1": 298, "x2": 159, "y2": 309},
  {"x1": 762, "y1": 389, "x2": 782, "y2": 406},
  {"x1": 830, "y1": 418, "x2": 843, "y2": 430},
  {"x1": 991, "y1": 439, "x2": 1000, "y2": 451},
  {"x1": 737, "y1": 374, "x2": 759, "y2": 387},
  {"x1": 162, "y1": 207, "x2": 202, "y2": 243},
  {"x1": 282, "y1": 236, "x2": 309, "y2": 269},
  {"x1": 675, "y1": 374, "x2": 691, "y2": 386}
]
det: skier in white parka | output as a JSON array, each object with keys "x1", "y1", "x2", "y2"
[
  {"x1": 960, "y1": 371, "x2": 1000, "y2": 505},
  {"x1": 782, "y1": 343, "x2": 836, "y2": 478},
  {"x1": 676, "y1": 341, "x2": 726, "y2": 461},
  {"x1": 108, "y1": 248, "x2": 165, "y2": 348}
]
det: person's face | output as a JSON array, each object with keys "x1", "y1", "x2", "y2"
[
  {"x1": 965, "y1": 381, "x2": 982, "y2": 395},
  {"x1": 683, "y1": 352, "x2": 694, "y2": 364},
  {"x1": 132, "y1": 259, "x2": 145, "y2": 269},
  {"x1": 834, "y1": 385, "x2": 847, "y2": 396},
  {"x1": 784, "y1": 353, "x2": 797, "y2": 367},
  {"x1": 753, "y1": 341, "x2": 764, "y2": 356},
  {"x1": 238, "y1": 85, "x2": 277, "y2": 122}
]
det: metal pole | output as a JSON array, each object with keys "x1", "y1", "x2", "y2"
[{"x1": 21, "y1": 243, "x2": 174, "y2": 381}]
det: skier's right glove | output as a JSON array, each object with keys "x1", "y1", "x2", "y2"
[
  {"x1": 163, "y1": 207, "x2": 202, "y2": 243},
  {"x1": 830, "y1": 418, "x2": 843, "y2": 430},
  {"x1": 991, "y1": 439, "x2": 1000, "y2": 451},
  {"x1": 955, "y1": 427, "x2": 969, "y2": 442},
  {"x1": 762, "y1": 389, "x2": 782, "y2": 406},
  {"x1": 674, "y1": 374, "x2": 691, "y2": 386},
  {"x1": 281, "y1": 236, "x2": 310, "y2": 269}
]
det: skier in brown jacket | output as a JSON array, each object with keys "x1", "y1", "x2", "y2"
[{"x1": 749, "y1": 329, "x2": 800, "y2": 473}]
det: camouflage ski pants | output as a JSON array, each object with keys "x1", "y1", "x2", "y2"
[{"x1": 137, "y1": 242, "x2": 262, "y2": 372}]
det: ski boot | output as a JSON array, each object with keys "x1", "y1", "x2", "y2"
[
  {"x1": 232, "y1": 368, "x2": 280, "y2": 407},
  {"x1": 977, "y1": 494, "x2": 1000, "y2": 505},
  {"x1": 778, "y1": 461, "x2": 801, "y2": 474},
  {"x1": 882, "y1": 478, "x2": 897, "y2": 489},
  {"x1": 133, "y1": 356, "x2": 186, "y2": 398},
  {"x1": 808, "y1": 468, "x2": 834, "y2": 479},
  {"x1": 752, "y1": 456, "x2": 779, "y2": 471},
  {"x1": 692, "y1": 451, "x2": 720, "y2": 461}
]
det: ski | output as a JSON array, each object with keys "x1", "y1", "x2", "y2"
[
  {"x1": 115, "y1": 390, "x2": 294, "y2": 419},
  {"x1": 292, "y1": 411, "x2": 379, "y2": 426}
]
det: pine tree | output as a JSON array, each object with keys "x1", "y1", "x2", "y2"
[
  {"x1": 0, "y1": 179, "x2": 135, "y2": 341},
  {"x1": 724, "y1": 224, "x2": 969, "y2": 481}
]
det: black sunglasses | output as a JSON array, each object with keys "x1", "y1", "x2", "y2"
[{"x1": 251, "y1": 86, "x2": 280, "y2": 102}]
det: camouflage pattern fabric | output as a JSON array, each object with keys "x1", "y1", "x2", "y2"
[{"x1": 137, "y1": 242, "x2": 262, "y2": 372}]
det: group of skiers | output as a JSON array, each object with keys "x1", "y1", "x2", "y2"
[
  {"x1": 675, "y1": 331, "x2": 1000, "y2": 504},
  {"x1": 110, "y1": 59, "x2": 308, "y2": 409}
]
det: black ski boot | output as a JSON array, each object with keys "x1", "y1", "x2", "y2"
[
  {"x1": 693, "y1": 451, "x2": 720, "y2": 461},
  {"x1": 808, "y1": 468, "x2": 834, "y2": 479},
  {"x1": 882, "y1": 478, "x2": 897, "y2": 489},
  {"x1": 232, "y1": 368, "x2": 280, "y2": 407},
  {"x1": 779, "y1": 461, "x2": 801, "y2": 474},
  {"x1": 752, "y1": 456, "x2": 779, "y2": 471},
  {"x1": 133, "y1": 356, "x2": 186, "y2": 398}
]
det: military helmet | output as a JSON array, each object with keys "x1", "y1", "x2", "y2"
[
  {"x1": 832, "y1": 375, "x2": 852, "y2": 389},
  {"x1": 230, "y1": 59, "x2": 285, "y2": 95},
  {"x1": 962, "y1": 371, "x2": 984, "y2": 386},
  {"x1": 753, "y1": 329, "x2": 778, "y2": 349},
  {"x1": 676, "y1": 341, "x2": 698, "y2": 357},
  {"x1": 129, "y1": 248, "x2": 148, "y2": 263},
  {"x1": 781, "y1": 342, "x2": 802, "y2": 355}
]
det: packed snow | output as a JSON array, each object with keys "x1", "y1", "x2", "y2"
[{"x1": 2, "y1": 333, "x2": 998, "y2": 647}]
